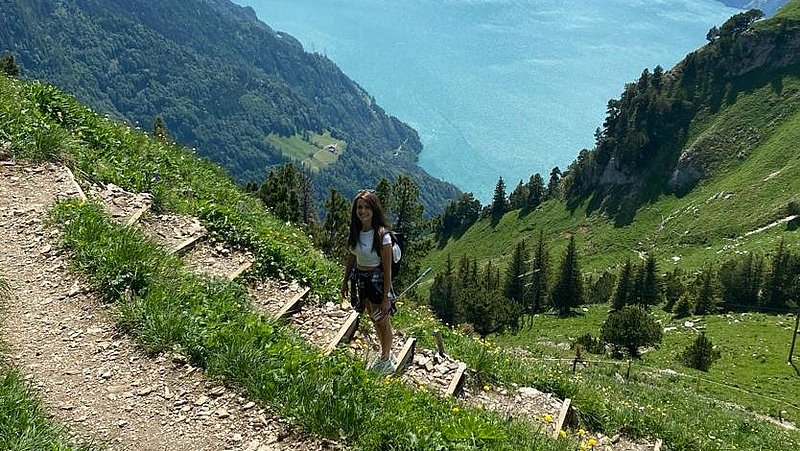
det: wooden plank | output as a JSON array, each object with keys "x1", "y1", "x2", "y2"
[
  {"x1": 445, "y1": 362, "x2": 467, "y2": 397},
  {"x1": 124, "y1": 206, "x2": 149, "y2": 227},
  {"x1": 434, "y1": 329, "x2": 446, "y2": 356},
  {"x1": 552, "y1": 398, "x2": 572, "y2": 438},
  {"x1": 324, "y1": 310, "x2": 361, "y2": 355},
  {"x1": 394, "y1": 337, "x2": 416, "y2": 375},
  {"x1": 227, "y1": 260, "x2": 253, "y2": 281},
  {"x1": 63, "y1": 166, "x2": 87, "y2": 201},
  {"x1": 276, "y1": 286, "x2": 310, "y2": 319},
  {"x1": 653, "y1": 439, "x2": 663, "y2": 451},
  {"x1": 169, "y1": 233, "x2": 206, "y2": 256}
]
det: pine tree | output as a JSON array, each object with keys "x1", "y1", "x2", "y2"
[
  {"x1": 392, "y1": 174, "x2": 423, "y2": 237},
  {"x1": 375, "y1": 177, "x2": 393, "y2": 218},
  {"x1": 694, "y1": 268, "x2": 719, "y2": 315},
  {"x1": 526, "y1": 173, "x2": 545, "y2": 209},
  {"x1": 491, "y1": 177, "x2": 507, "y2": 217},
  {"x1": 503, "y1": 240, "x2": 528, "y2": 331},
  {"x1": 663, "y1": 268, "x2": 686, "y2": 313},
  {"x1": 430, "y1": 255, "x2": 457, "y2": 325},
  {"x1": 611, "y1": 258, "x2": 633, "y2": 311},
  {"x1": 258, "y1": 163, "x2": 305, "y2": 224},
  {"x1": 320, "y1": 189, "x2": 349, "y2": 261},
  {"x1": 0, "y1": 53, "x2": 20, "y2": 77},
  {"x1": 528, "y1": 231, "x2": 549, "y2": 316},
  {"x1": 601, "y1": 305, "x2": 663, "y2": 358},
  {"x1": 764, "y1": 240, "x2": 791, "y2": 311},
  {"x1": 640, "y1": 254, "x2": 663, "y2": 309},
  {"x1": 508, "y1": 180, "x2": 528, "y2": 210},
  {"x1": 681, "y1": 332, "x2": 721, "y2": 371},
  {"x1": 551, "y1": 236, "x2": 583, "y2": 315},
  {"x1": 546, "y1": 166, "x2": 561, "y2": 199}
]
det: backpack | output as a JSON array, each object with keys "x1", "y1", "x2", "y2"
[{"x1": 386, "y1": 231, "x2": 404, "y2": 280}]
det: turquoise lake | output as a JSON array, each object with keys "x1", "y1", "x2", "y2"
[{"x1": 236, "y1": 0, "x2": 740, "y2": 201}]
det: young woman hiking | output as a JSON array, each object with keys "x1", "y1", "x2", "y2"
[{"x1": 341, "y1": 190, "x2": 397, "y2": 374}]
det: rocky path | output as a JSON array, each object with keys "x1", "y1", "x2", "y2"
[
  {"x1": 0, "y1": 162, "x2": 657, "y2": 451},
  {"x1": 0, "y1": 163, "x2": 334, "y2": 451}
]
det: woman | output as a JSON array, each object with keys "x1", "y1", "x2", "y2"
[{"x1": 341, "y1": 190, "x2": 397, "y2": 374}]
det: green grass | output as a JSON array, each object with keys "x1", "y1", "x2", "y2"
[
  {"x1": 266, "y1": 131, "x2": 346, "y2": 171},
  {"x1": 49, "y1": 200, "x2": 569, "y2": 451},
  {"x1": 0, "y1": 365, "x2": 97, "y2": 451},
  {"x1": 487, "y1": 305, "x2": 800, "y2": 425}
]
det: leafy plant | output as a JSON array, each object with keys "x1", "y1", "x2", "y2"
[
  {"x1": 600, "y1": 305, "x2": 663, "y2": 358},
  {"x1": 680, "y1": 332, "x2": 721, "y2": 371}
]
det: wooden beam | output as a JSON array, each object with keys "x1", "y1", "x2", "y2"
[
  {"x1": 276, "y1": 286, "x2": 310, "y2": 319},
  {"x1": 63, "y1": 166, "x2": 87, "y2": 201},
  {"x1": 124, "y1": 206, "x2": 149, "y2": 227},
  {"x1": 433, "y1": 329, "x2": 446, "y2": 356},
  {"x1": 445, "y1": 362, "x2": 467, "y2": 397},
  {"x1": 324, "y1": 311, "x2": 360, "y2": 355},
  {"x1": 394, "y1": 337, "x2": 416, "y2": 375},
  {"x1": 653, "y1": 439, "x2": 663, "y2": 451},
  {"x1": 169, "y1": 233, "x2": 206, "y2": 256},
  {"x1": 227, "y1": 260, "x2": 253, "y2": 281},
  {"x1": 552, "y1": 398, "x2": 572, "y2": 438}
]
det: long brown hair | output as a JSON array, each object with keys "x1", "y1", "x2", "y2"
[{"x1": 347, "y1": 190, "x2": 390, "y2": 254}]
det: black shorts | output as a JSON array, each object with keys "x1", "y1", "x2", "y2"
[{"x1": 350, "y1": 267, "x2": 397, "y2": 316}]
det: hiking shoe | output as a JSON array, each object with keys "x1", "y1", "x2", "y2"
[{"x1": 370, "y1": 354, "x2": 397, "y2": 375}]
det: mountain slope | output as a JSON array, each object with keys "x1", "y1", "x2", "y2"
[
  {"x1": 0, "y1": 0, "x2": 460, "y2": 213},
  {"x1": 425, "y1": 2, "x2": 800, "y2": 278}
]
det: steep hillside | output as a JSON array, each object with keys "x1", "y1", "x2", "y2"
[
  {"x1": 425, "y1": 3, "x2": 800, "y2": 278},
  {"x1": 0, "y1": 0, "x2": 460, "y2": 213}
]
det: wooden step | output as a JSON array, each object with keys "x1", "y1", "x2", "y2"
[
  {"x1": 445, "y1": 362, "x2": 467, "y2": 397},
  {"x1": 64, "y1": 166, "x2": 87, "y2": 201},
  {"x1": 324, "y1": 311, "x2": 361, "y2": 355},
  {"x1": 552, "y1": 397, "x2": 572, "y2": 438},
  {"x1": 169, "y1": 233, "x2": 206, "y2": 256},
  {"x1": 228, "y1": 260, "x2": 253, "y2": 281},
  {"x1": 394, "y1": 337, "x2": 416, "y2": 375},
  {"x1": 276, "y1": 286, "x2": 310, "y2": 319}
]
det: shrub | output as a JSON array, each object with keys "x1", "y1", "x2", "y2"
[
  {"x1": 680, "y1": 332, "x2": 721, "y2": 371},
  {"x1": 600, "y1": 305, "x2": 663, "y2": 358},
  {"x1": 572, "y1": 333, "x2": 606, "y2": 355},
  {"x1": 672, "y1": 293, "x2": 694, "y2": 319}
]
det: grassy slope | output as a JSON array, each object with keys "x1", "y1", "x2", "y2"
[{"x1": 423, "y1": 75, "x2": 800, "y2": 282}]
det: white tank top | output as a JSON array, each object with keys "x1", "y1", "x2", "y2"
[{"x1": 351, "y1": 230, "x2": 391, "y2": 267}]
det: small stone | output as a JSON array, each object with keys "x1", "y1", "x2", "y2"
[
  {"x1": 231, "y1": 433, "x2": 243, "y2": 442},
  {"x1": 209, "y1": 386, "x2": 225, "y2": 397},
  {"x1": 194, "y1": 395, "x2": 209, "y2": 406},
  {"x1": 215, "y1": 408, "x2": 230, "y2": 418},
  {"x1": 242, "y1": 401, "x2": 256, "y2": 410}
]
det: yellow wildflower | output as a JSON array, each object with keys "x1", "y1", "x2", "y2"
[
  {"x1": 543, "y1": 414, "x2": 553, "y2": 423},
  {"x1": 558, "y1": 429, "x2": 567, "y2": 439},
  {"x1": 483, "y1": 385, "x2": 491, "y2": 391}
]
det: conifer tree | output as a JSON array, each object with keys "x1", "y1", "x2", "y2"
[
  {"x1": 694, "y1": 268, "x2": 719, "y2": 315},
  {"x1": 546, "y1": 167, "x2": 561, "y2": 199},
  {"x1": 491, "y1": 177, "x2": 507, "y2": 217},
  {"x1": 680, "y1": 332, "x2": 721, "y2": 372},
  {"x1": 764, "y1": 240, "x2": 791, "y2": 311},
  {"x1": 430, "y1": 254, "x2": 457, "y2": 325},
  {"x1": 503, "y1": 240, "x2": 528, "y2": 331},
  {"x1": 508, "y1": 180, "x2": 528, "y2": 210},
  {"x1": 375, "y1": 177, "x2": 393, "y2": 218},
  {"x1": 601, "y1": 305, "x2": 663, "y2": 358},
  {"x1": 663, "y1": 268, "x2": 686, "y2": 313},
  {"x1": 551, "y1": 236, "x2": 583, "y2": 315},
  {"x1": 258, "y1": 163, "x2": 305, "y2": 224},
  {"x1": 320, "y1": 189, "x2": 349, "y2": 261},
  {"x1": 526, "y1": 173, "x2": 545, "y2": 209},
  {"x1": 392, "y1": 174, "x2": 423, "y2": 237},
  {"x1": 0, "y1": 53, "x2": 20, "y2": 77},
  {"x1": 640, "y1": 254, "x2": 663, "y2": 309},
  {"x1": 611, "y1": 258, "x2": 633, "y2": 311},
  {"x1": 528, "y1": 231, "x2": 549, "y2": 316}
]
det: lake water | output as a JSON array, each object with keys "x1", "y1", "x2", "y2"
[{"x1": 235, "y1": 0, "x2": 740, "y2": 201}]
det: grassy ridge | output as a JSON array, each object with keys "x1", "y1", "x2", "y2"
[
  {"x1": 4, "y1": 70, "x2": 800, "y2": 449},
  {"x1": 424, "y1": 75, "x2": 800, "y2": 279}
]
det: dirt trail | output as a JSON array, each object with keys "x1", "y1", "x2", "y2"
[{"x1": 0, "y1": 163, "x2": 335, "y2": 451}]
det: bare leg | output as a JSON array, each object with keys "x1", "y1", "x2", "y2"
[{"x1": 374, "y1": 316, "x2": 393, "y2": 360}]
